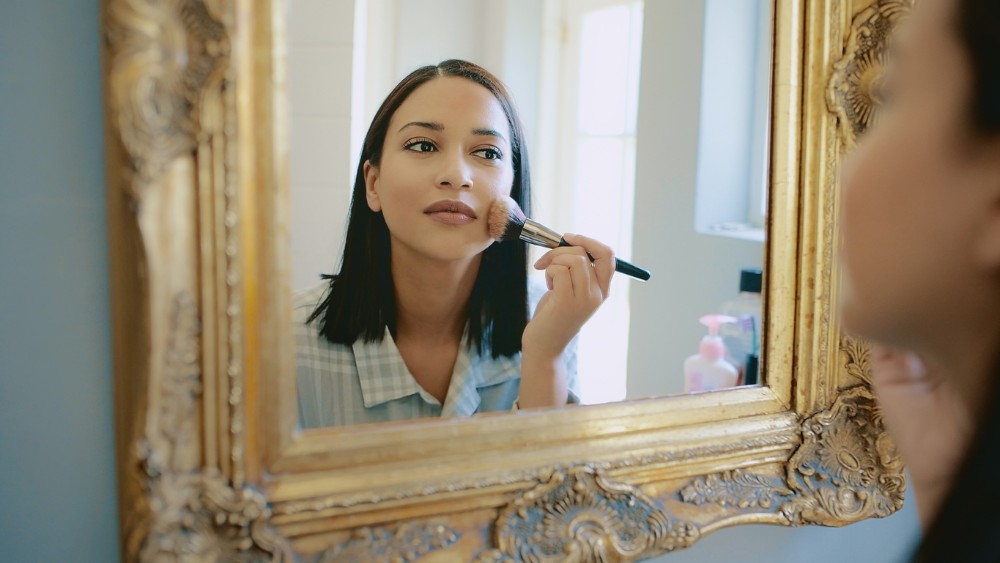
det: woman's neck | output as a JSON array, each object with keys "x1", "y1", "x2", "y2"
[
  {"x1": 922, "y1": 320, "x2": 1000, "y2": 425},
  {"x1": 390, "y1": 247, "x2": 481, "y2": 344}
]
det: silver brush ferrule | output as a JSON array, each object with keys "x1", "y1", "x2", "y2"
[{"x1": 519, "y1": 219, "x2": 563, "y2": 248}]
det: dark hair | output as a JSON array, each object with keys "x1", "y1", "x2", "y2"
[
  {"x1": 957, "y1": 0, "x2": 1000, "y2": 134},
  {"x1": 914, "y1": 2, "x2": 1000, "y2": 560},
  {"x1": 307, "y1": 59, "x2": 531, "y2": 358}
]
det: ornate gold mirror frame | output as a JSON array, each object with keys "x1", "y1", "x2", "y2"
[{"x1": 102, "y1": 0, "x2": 911, "y2": 559}]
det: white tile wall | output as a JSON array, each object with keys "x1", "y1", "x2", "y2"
[
  {"x1": 288, "y1": 0, "x2": 356, "y2": 290},
  {"x1": 288, "y1": 46, "x2": 354, "y2": 116},
  {"x1": 289, "y1": 0, "x2": 354, "y2": 45}
]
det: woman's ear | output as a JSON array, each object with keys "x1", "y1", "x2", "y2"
[{"x1": 363, "y1": 160, "x2": 381, "y2": 212}]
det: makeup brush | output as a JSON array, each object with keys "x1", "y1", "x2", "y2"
[{"x1": 488, "y1": 195, "x2": 651, "y2": 281}]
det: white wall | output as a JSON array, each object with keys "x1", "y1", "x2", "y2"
[
  {"x1": 0, "y1": 1, "x2": 120, "y2": 560},
  {"x1": 288, "y1": 0, "x2": 357, "y2": 290},
  {"x1": 626, "y1": 0, "x2": 764, "y2": 397}
]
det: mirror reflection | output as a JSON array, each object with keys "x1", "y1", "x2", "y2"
[{"x1": 288, "y1": 0, "x2": 772, "y2": 428}]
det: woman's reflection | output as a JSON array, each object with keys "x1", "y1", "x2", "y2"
[{"x1": 295, "y1": 60, "x2": 616, "y2": 428}]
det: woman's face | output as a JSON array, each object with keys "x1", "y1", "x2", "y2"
[
  {"x1": 364, "y1": 76, "x2": 515, "y2": 265},
  {"x1": 839, "y1": 0, "x2": 1000, "y2": 351}
]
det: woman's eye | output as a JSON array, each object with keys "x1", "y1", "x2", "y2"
[
  {"x1": 404, "y1": 139, "x2": 436, "y2": 153},
  {"x1": 473, "y1": 147, "x2": 502, "y2": 161}
]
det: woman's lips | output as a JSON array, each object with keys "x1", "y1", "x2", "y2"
[{"x1": 423, "y1": 200, "x2": 478, "y2": 225}]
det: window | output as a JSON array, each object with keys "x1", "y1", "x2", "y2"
[
  {"x1": 693, "y1": 0, "x2": 773, "y2": 241},
  {"x1": 538, "y1": 0, "x2": 644, "y2": 404}
]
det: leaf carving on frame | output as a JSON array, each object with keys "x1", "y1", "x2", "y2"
[
  {"x1": 307, "y1": 523, "x2": 460, "y2": 563},
  {"x1": 479, "y1": 467, "x2": 700, "y2": 562},
  {"x1": 134, "y1": 293, "x2": 291, "y2": 561},
  {"x1": 827, "y1": 0, "x2": 914, "y2": 148},
  {"x1": 104, "y1": 0, "x2": 230, "y2": 190},
  {"x1": 680, "y1": 469, "x2": 794, "y2": 510},
  {"x1": 841, "y1": 334, "x2": 873, "y2": 387}
]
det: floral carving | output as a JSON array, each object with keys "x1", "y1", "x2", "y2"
[
  {"x1": 828, "y1": 0, "x2": 914, "y2": 148},
  {"x1": 308, "y1": 523, "x2": 460, "y2": 563},
  {"x1": 781, "y1": 386, "x2": 905, "y2": 525},
  {"x1": 480, "y1": 468, "x2": 699, "y2": 562},
  {"x1": 104, "y1": 0, "x2": 230, "y2": 190},
  {"x1": 678, "y1": 386, "x2": 904, "y2": 528}
]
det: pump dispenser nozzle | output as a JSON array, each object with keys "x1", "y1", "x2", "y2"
[
  {"x1": 697, "y1": 314, "x2": 737, "y2": 361},
  {"x1": 685, "y1": 314, "x2": 740, "y2": 393}
]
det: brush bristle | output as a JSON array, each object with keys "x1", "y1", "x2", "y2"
[{"x1": 488, "y1": 195, "x2": 527, "y2": 241}]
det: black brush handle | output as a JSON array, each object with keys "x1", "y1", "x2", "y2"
[
  {"x1": 557, "y1": 239, "x2": 651, "y2": 281},
  {"x1": 613, "y1": 257, "x2": 651, "y2": 281}
]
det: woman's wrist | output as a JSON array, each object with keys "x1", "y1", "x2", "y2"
[{"x1": 517, "y1": 350, "x2": 569, "y2": 408}]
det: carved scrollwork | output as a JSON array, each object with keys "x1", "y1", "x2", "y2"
[
  {"x1": 140, "y1": 470, "x2": 289, "y2": 562},
  {"x1": 478, "y1": 467, "x2": 699, "y2": 562},
  {"x1": 132, "y1": 293, "x2": 291, "y2": 561},
  {"x1": 305, "y1": 523, "x2": 460, "y2": 563},
  {"x1": 781, "y1": 385, "x2": 904, "y2": 525},
  {"x1": 679, "y1": 386, "x2": 904, "y2": 528},
  {"x1": 827, "y1": 0, "x2": 914, "y2": 148},
  {"x1": 103, "y1": 0, "x2": 230, "y2": 191}
]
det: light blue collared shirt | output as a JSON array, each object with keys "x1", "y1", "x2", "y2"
[{"x1": 294, "y1": 281, "x2": 578, "y2": 428}]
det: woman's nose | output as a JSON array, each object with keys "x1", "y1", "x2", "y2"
[{"x1": 436, "y1": 153, "x2": 473, "y2": 190}]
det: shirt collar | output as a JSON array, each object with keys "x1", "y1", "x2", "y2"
[
  {"x1": 353, "y1": 328, "x2": 521, "y2": 415},
  {"x1": 353, "y1": 329, "x2": 430, "y2": 408}
]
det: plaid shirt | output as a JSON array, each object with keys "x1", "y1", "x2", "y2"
[{"x1": 295, "y1": 280, "x2": 578, "y2": 428}]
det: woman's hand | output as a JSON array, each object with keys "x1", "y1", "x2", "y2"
[
  {"x1": 869, "y1": 344, "x2": 976, "y2": 529},
  {"x1": 518, "y1": 234, "x2": 615, "y2": 408}
]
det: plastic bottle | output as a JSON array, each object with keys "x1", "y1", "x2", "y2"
[
  {"x1": 719, "y1": 268, "x2": 763, "y2": 385},
  {"x1": 684, "y1": 315, "x2": 740, "y2": 393}
]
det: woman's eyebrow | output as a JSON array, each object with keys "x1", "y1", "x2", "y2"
[
  {"x1": 472, "y1": 128, "x2": 508, "y2": 143},
  {"x1": 398, "y1": 121, "x2": 443, "y2": 133},
  {"x1": 397, "y1": 121, "x2": 508, "y2": 143}
]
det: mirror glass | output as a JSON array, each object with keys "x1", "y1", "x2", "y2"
[{"x1": 287, "y1": 0, "x2": 773, "y2": 428}]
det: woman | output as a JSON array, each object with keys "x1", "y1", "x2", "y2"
[
  {"x1": 296, "y1": 60, "x2": 615, "y2": 428},
  {"x1": 838, "y1": 0, "x2": 1000, "y2": 559}
]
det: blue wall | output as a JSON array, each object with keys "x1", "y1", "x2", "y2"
[{"x1": 0, "y1": 2, "x2": 120, "y2": 561}]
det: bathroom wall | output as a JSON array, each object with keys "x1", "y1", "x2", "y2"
[
  {"x1": 626, "y1": 0, "x2": 765, "y2": 397},
  {"x1": 287, "y1": 0, "x2": 359, "y2": 291},
  {"x1": 0, "y1": 1, "x2": 120, "y2": 560}
]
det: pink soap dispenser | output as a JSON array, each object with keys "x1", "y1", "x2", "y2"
[{"x1": 684, "y1": 314, "x2": 740, "y2": 393}]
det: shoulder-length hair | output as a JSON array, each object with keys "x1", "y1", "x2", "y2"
[{"x1": 308, "y1": 59, "x2": 531, "y2": 358}]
